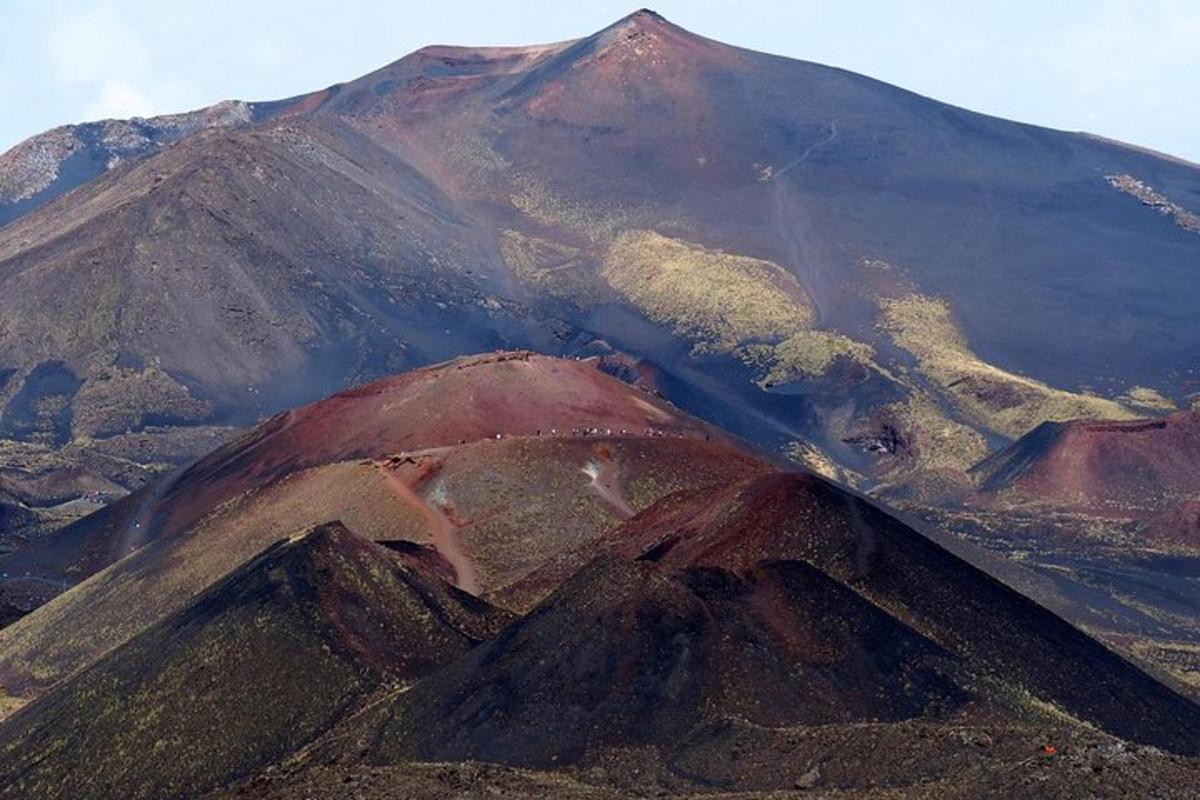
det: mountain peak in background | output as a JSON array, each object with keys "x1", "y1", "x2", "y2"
[
  {"x1": 0, "y1": 15, "x2": 1199, "y2": 794},
  {"x1": 1, "y1": 6, "x2": 1198, "y2": 547}
]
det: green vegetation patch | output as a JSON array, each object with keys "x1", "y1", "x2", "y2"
[
  {"x1": 603, "y1": 230, "x2": 815, "y2": 354},
  {"x1": 510, "y1": 175, "x2": 638, "y2": 243},
  {"x1": 879, "y1": 294, "x2": 1137, "y2": 438},
  {"x1": 885, "y1": 394, "x2": 991, "y2": 475},
  {"x1": 757, "y1": 329, "x2": 875, "y2": 385},
  {"x1": 72, "y1": 366, "x2": 212, "y2": 439},
  {"x1": 1121, "y1": 386, "x2": 1176, "y2": 412},
  {"x1": 785, "y1": 441, "x2": 862, "y2": 488}
]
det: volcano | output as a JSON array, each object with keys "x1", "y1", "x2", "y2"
[
  {"x1": 1, "y1": 10, "x2": 1198, "y2": 516},
  {"x1": 0, "y1": 522, "x2": 512, "y2": 800},
  {"x1": 1, "y1": 355, "x2": 1199, "y2": 798},
  {"x1": 972, "y1": 409, "x2": 1200, "y2": 515},
  {"x1": 0, "y1": 352, "x2": 760, "y2": 697},
  {"x1": 2, "y1": 10, "x2": 1200, "y2": 797}
]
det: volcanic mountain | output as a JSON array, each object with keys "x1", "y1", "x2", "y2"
[
  {"x1": 0, "y1": 352, "x2": 761, "y2": 697},
  {"x1": 0, "y1": 354, "x2": 1197, "y2": 797},
  {"x1": 346, "y1": 473, "x2": 1200, "y2": 768},
  {"x1": 2, "y1": 9, "x2": 1199, "y2": 518},
  {"x1": 232, "y1": 478, "x2": 1200, "y2": 797},
  {"x1": 2, "y1": 10, "x2": 1200, "y2": 795}
]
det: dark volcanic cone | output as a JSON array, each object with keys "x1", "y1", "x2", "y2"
[{"x1": 0, "y1": 521, "x2": 511, "y2": 800}]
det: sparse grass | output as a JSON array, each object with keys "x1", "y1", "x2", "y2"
[
  {"x1": 1121, "y1": 386, "x2": 1176, "y2": 412},
  {"x1": 879, "y1": 294, "x2": 1138, "y2": 438},
  {"x1": 1019, "y1": 691, "x2": 1094, "y2": 729},
  {"x1": 757, "y1": 329, "x2": 875, "y2": 385},
  {"x1": 603, "y1": 230, "x2": 814, "y2": 354},
  {"x1": 499, "y1": 230, "x2": 607, "y2": 304},
  {"x1": 883, "y1": 394, "x2": 991, "y2": 474},
  {"x1": 443, "y1": 131, "x2": 511, "y2": 187},
  {"x1": 72, "y1": 367, "x2": 211, "y2": 439},
  {"x1": 0, "y1": 691, "x2": 27, "y2": 722},
  {"x1": 1129, "y1": 641, "x2": 1200, "y2": 689},
  {"x1": 601, "y1": 230, "x2": 877, "y2": 383},
  {"x1": 510, "y1": 175, "x2": 637, "y2": 243},
  {"x1": 785, "y1": 441, "x2": 862, "y2": 487}
]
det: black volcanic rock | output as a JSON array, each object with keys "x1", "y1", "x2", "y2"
[
  {"x1": 614, "y1": 472, "x2": 1200, "y2": 755},
  {"x1": 362, "y1": 554, "x2": 976, "y2": 768},
  {"x1": 322, "y1": 473, "x2": 1200, "y2": 777}
]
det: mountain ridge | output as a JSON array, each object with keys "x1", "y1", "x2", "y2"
[{"x1": 2, "y1": 12, "x2": 1197, "y2": 505}]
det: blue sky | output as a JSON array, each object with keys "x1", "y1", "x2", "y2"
[{"x1": 2, "y1": 0, "x2": 1198, "y2": 162}]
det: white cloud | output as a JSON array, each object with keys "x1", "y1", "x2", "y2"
[
  {"x1": 84, "y1": 78, "x2": 155, "y2": 120},
  {"x1": 45, "y1": 6, "x2": 190, "y2": 123}
]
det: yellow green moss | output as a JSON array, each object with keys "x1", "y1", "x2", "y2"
[
  {"x1": 603, "y1": 230, "x2": 815, "y2": 354},
  {"x1": 785, "y1": 441, "x2": 863, "y2": 488},
  {"x1": 877, "y1": 394, "x2": 991, "y2": 474},
  {"x1": 509, "y1": 175, "x2": 637, "y2": 243},
  {"x1": 498, "y1": 230, "x2": 607, "y2": 304},
  {"x1": 879, "y1": 294, "x2": 1137, "y2": 438},
  {"x1": 1121, "y1": 386, "x2": 1176, "y2": 412},
  {"x1": 758, "y1": 329, "x2": 875, "y2": 385}
]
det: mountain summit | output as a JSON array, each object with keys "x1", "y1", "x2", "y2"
[{"x1": 0, "y1": 9, "x2": 1198, "y2": 535}]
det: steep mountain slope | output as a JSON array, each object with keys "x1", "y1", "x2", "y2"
[
  {"x1": 0, "y1": 100, "x2": 268, "y2": 227},
  {"x1": 2, "y1": 10, "x2": 1198, "y2": 512},
  {"x1": 348, "y1": 472, "x2": 1200, "y2": 771},
  {"x1": 0, "y1": 521, "x2": 511, "y2": 800},
  {"x1": 203, "y1": 471, "x2": 1200, "y2": 798},
  {"x1": 0, "y1": 355, "x2": 1197, "y2": 798}
]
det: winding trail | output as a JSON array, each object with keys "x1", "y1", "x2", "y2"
[
  {"x1": 378, "y1": 467, "x2": 481, "y2": 595},
  {"x1": 770, "y1": 120, "x2": 840, "y2": 323},
  {"x1": 776, "y1": 119, "x2": 839, "y2": 179}
]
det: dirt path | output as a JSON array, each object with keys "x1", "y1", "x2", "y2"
[
  {"x1": 582, "y1": 449, "x2": 635, "y2": 519},
  {"x1": 378, "y1": 467, "x2": 481, "y2": 595},
  {"x1": 770, "y1": 119, "x2": 840, "y2": 323},
  {"x1": 113, "y1": 465, "x2": 184, "y2": 561},
  {"x1": 776, "y1": 119, "x2": 838, "y2": 178}
]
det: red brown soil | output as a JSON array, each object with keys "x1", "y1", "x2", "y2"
[
  {"x1": 150, "y1": 351, "x2": 719, "y2": 539},
  {"x1": 971, "y1": 410, "x2": 1200, "y2": 517},
  {"x1": 1140, "y1": 499, "x2": 1200, "y2": 547},
  {"x1": 378, "y1": 460, "x2": 480, "y2": 594},
  {"x1": 0, "y1": 352, "x2": 726, "y2": 586}
]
